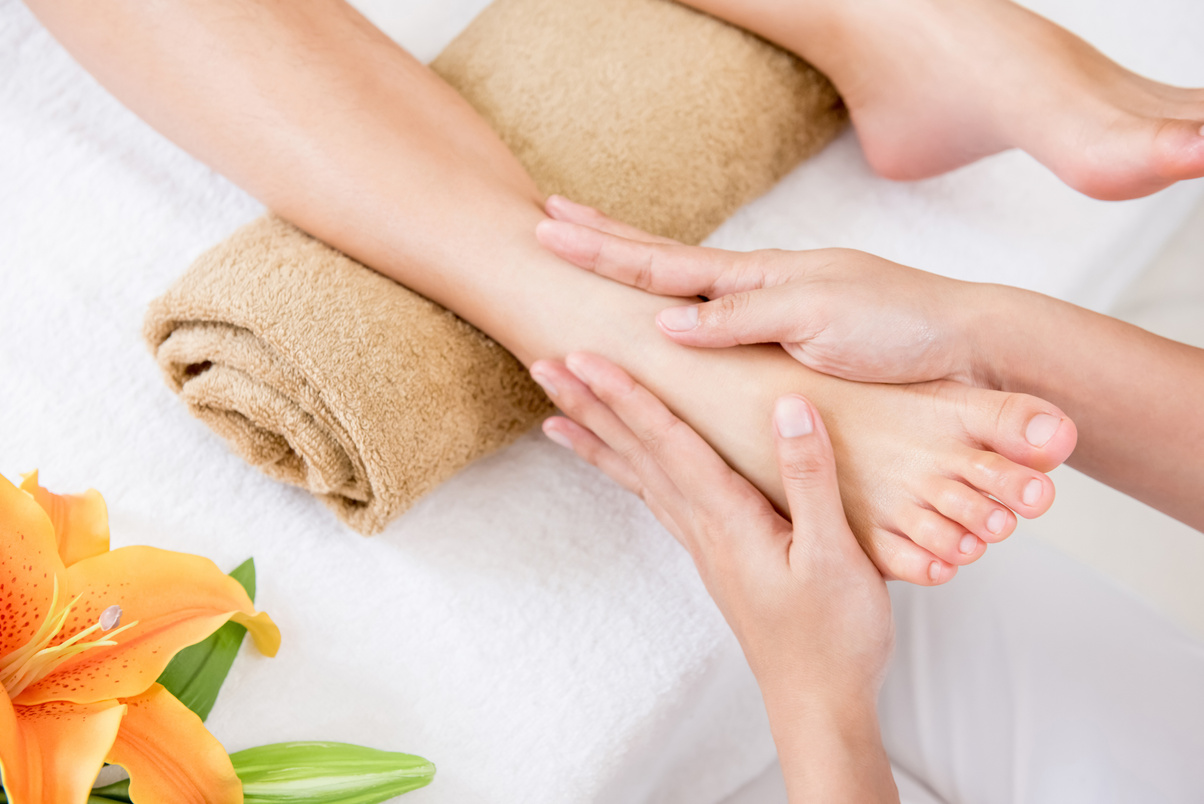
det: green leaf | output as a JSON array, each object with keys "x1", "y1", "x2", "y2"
[
  {"x1": 3, "y1": 791, "x2": 128, "y2": 804},
  {"x1": 88, "y1": 778, "x2": 132, "y2": 803},
  {"x1": 155, "y1": 557, "x2": 257, "y2": 722},
  {"x1": 230, "y1": 741, "x2": 435, "y2": 803}
]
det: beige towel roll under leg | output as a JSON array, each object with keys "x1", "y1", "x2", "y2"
[{"x1": 145, "y1": 0, "x2": 846, "y2": 534}]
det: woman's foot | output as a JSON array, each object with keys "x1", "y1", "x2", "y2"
[
  {"x1": 683, "y1": 0, "x2": 1204, "y2": 200},
  {"x1": 582, "y1": 332, "x2": 1077, "y2": 586}
]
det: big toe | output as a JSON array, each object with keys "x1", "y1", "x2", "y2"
[
  {"x1": 1058, "y1": 114, "x2": 1204, "y2": 200},
  {"x1": 1152, "y1": 117, "x2": 1204, "y2": 183},
  {"x1": 960, "y1": 388, "x2": 1078, "y2": 473}
]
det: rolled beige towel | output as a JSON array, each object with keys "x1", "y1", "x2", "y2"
[{"x1": 145, "y1": 0, "x2": 846, "y2": 534}]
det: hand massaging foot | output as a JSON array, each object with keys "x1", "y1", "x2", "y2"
[
  {"x1": 484, "y1": 222, "x2": 1077, "y2": 586},
  {"x1": 683, "y1": 0, "x2": 1204, "y2": 200}
]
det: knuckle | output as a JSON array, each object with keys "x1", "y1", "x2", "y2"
[
  {"x1": 915, "y1": 516, "x2": 946, "y2": 547},
  {"x1": 632, "y1": 252, "x2": 657, "y2": 290},
  {"x1": 971, "y1": 451, "x2": 1009, "y2": 484},
  {"x1": 933, "y1": 483, "x2": 965, "y2": 515},
  {"x1": 778, "y1": 450, "x2": 827, "y2": 486},
  {"x1": 708, "y1": 292, "x2": 751, "y2": 327}
]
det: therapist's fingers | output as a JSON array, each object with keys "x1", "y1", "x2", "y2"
[
  {"x1": 536, "y1": 219, "x2": 762, "y2": 298},
  {"x1": 544, "y1": 195, "x2": 678, "y2": 245},
  {"x1": 562, "y1": 352, "x2": 779, "y2": 538},
  {"x1": 541, "y1": 416, "x2": 642, "y2": 495},
  {"x1": 771, "y1": 395, "x2": 861, "y2": 563},
  {"x1": 530, "y1": 359, "x2": 690, "y2": 528},
  {"x1": 541, "y1": 415, "x2": 689, "y2": 546},
  {"x1": 654, "y1": 284, "x2": 819, "y2": 349}
]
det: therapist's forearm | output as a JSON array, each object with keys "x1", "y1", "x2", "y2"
[{"x1": 967, "y1": 285, "x2": 1204, "y2": 530}]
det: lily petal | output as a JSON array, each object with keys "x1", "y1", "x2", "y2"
[
  {"x1": 0, "y1": 474, "x2": 67, "y2": 657},
  {"x1": 20, "y1": 471, "x2": 110, "y2": 566},
  {"x1": 17, "y1": 547, "x2": 280, "y2": 706},
  {"x1": 0, "y1": 685, "x2": 125, "y2": 804},
  {"x1": 107, "y1": 684, "x2": 242, "y2": 804}
]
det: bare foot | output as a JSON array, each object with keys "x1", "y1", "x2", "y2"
[
  {"x1": 683, "y1": 0, "x2": 1204, "y2": 200},
  {"x1": 509, "y1": 246, "x2": 1077, "y2": 585},
  {"x1": 587, "y1": 331, "x2": 1077, "y2": 586}
]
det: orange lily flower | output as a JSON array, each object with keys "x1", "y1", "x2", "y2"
[{"x1": 0, "y1": 473, "x2": 280, "y2": 804}]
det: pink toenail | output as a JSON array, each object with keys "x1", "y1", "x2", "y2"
[
  {"x1": 928, "y1": 561, "x2": 942, "y2": 582},
  {"x1": 1025, "y1": 413, "x2": 1061, "y2": 447},
  {"x1": 959, "y1": 533, "x2": 978, "y2": 555},
  {"x1": 1022, "y1": 478, "x2": 1043, "y2": 507},
  {"x1": 987, "y1": 509, "x2": 1007, "y2": 535}
]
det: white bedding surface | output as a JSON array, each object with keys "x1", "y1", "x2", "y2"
[{"x1": 2, "y1": 0, "x2": 1201, "y2": 801}]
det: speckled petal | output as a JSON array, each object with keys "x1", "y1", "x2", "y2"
[
  {"x1": 107, "y1": 684, "x2": 242, "y2": 804},
  {"x1": 0, "y1": 474, "x2": 67, "y2": 657},
  {"x1": 0, "y1": 685, "x2": 125, "y2": 804},
  {"x1": 17, "y1": 546, "x2": 279, "y2": 706},
  {"x1": 20, "y1": 471, "x2": 110, "y2": 566}
]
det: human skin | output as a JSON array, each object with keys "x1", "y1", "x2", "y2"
[
  {"x1": 23, "y1": 0, "x2": 1077, "y2": 584},
  {"x1": 530, "y1": 354, "x2": 899, "y2": 803},
  {"x1": 537, "y1": 206, "x2": 1204, "y2": 530},
  {"x1": 681, "y1": 0, "x2": 1204, "y2": 200}
]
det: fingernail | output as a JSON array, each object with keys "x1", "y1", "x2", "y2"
[
  {"x1": 959, "y1": 533, "x2": 978, "y2": 555},
  {"x1": 774, "y1": 396, "x2": 813, "y2": 438},
  {"x1": 1025, "y1": 413, "x2": 1061, "y2": 447},
  {"x1": 928, "y1": 561, "x2": 942, "y2": 582},
  {"x1": 1022, "y1": 478, "x2": 1043, "y2": 507},
  {"x1": 544, "y1": 428, "x2": 572, "y2": 449},
  {"x1": 657, "y1": 306, "x2": 699, "y2": 332},
  {"x1": 530, "y1": 370, "x2": 557, "y2": 397},
  {"x1": 987, "y1": 509, "x2": 1007, "y2": 535},
  {"x1": 564, "y1": 354, "x2": 598, "y2": 388}
]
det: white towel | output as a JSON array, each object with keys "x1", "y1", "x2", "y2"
[{"x1": 1, "y1": 0, "x2": 1201, "y2": 801}]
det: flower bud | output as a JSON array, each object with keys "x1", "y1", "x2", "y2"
[{"x1": 230, "y1": 741, "x2": 435, "y2": 803}]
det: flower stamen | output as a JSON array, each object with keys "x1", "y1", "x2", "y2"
[{"x1": 0, "y1": 576, "x2": 137, "y2": 700}]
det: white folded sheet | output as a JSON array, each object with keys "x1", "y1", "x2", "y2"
[{"x1": 1, "y1": 0, "x2": 1201, "y2": 801}]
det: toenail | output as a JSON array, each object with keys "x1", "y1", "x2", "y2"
[
  {"x1": 1025, "y1": 413, "x2": 1061, "y2": 447},
  {"x1": 530, "y1": 370, "x2": 557, "y2": 397},
  {"x1": 959, "y1": 533, "x2": 978, "y2": 555},
  {"x1": 928, "y1": 561, "x2": 942, "y2": 582},
  {"x1": 987, "y1": 509, "x2": 1007, "y2": 535},
  {"x1": 774, "y1": 396, "x2": 814, "y2": 438},
  {"x1": 658, "y1": 305, "x2": 699, "y2": 332},
  {"x1": 1022, "y1": 478, "x2": 1043, "y2": 507}
]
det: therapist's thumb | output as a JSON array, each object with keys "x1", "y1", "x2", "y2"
[
  {"x1": 772, "y1": 395, "x2": 852, "y2": 548},
  {"x1": 657, "y1": 285, "x2": 804, "y2": 349}
]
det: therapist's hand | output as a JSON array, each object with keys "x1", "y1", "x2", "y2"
[
  {"x1": 529, "y1": 353, "x2": 898, "y2": 802},
  {"x1": 536, "y1": 195, "x2": 988, "y2": 387}
]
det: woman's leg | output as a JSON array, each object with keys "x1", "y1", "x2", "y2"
[
  {"x1": 27, "y1": 0, "x2": 1076, "y2": 584},
  {"x1": 682, "y1": 0, "x2": 1204, "y2": 201}
]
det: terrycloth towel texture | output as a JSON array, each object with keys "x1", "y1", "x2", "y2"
[
  {"x1": 144, "y1": 218, "x2": 548, "y2": 534},
  {"x1": 145, "y1": 0, "x2": 845, "y2": 534},
  {"x1": 429, "y1": 0, "x2": 845, "y2": 245}
]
